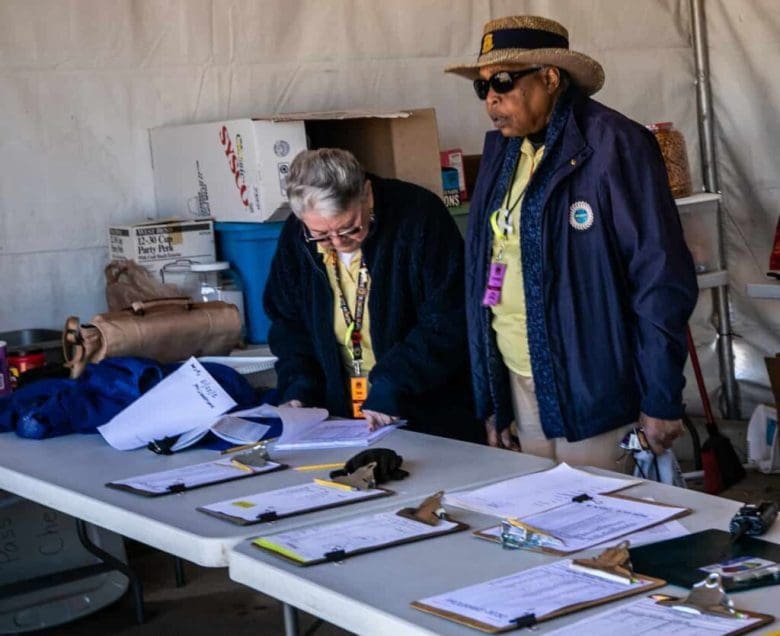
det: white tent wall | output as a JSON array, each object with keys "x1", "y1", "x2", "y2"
[{"x1": 0, "y1": 0, "x2": 774, "y2": 412}]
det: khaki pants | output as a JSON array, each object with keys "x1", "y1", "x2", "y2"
[{"x1": 509, "y1": 372, "x2": 634, "y2": 474}]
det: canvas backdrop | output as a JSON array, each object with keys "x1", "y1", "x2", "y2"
[{"x1": 0, "y1": 0, "x2": 776, "y2": 414}]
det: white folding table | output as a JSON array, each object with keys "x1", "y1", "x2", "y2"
[
  {"x1": 229, "y1": 469, "x2": 780, "y2": 636},
  {"x1": 0, "y1": 429, "x2": 554, "y2": 626}
]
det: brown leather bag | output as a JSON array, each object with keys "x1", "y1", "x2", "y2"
[{"x1": 62, "y1": 298, "x2": 241, "y2": 378}]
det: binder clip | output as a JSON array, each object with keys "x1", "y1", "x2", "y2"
[
  {"x1": 500, "y1": 518, "x2": 565, "y2": 551},
  {"x1": 232, "y1": 443, "x2": 270, "y2": 468},
  {"x1": 570, "y1": 540, "x2": 635, "y2": 583},
  {"x1": 330, "y1": 461, "x2": 377, "y2": 491},
  {"x1": 397, "y1": 491, "x2": 447, "y2": 526},
  {"x1": 656, "y1": 573, "x2": 739, "y2": 618}
]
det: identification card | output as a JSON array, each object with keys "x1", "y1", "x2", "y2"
[
  {"x1": 482, "y1": 261, "x2": 507, "y2": 307},
  {"x1": 350, "y1": 376, "x2": 368, "y2": 418}
]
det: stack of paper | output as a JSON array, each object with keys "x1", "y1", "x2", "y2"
[{"x1": 444, "y1": 463, "x2": 639, "y2": 519}]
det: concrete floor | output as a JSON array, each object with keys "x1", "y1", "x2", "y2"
[{"x1": 23, "y1": 418, "x2": 780, "y2": 636}]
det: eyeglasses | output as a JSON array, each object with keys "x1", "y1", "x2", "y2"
[
  {"x1": 302, "y1": 223, "x2": 363, "y2": 243},
  {"x1": 473, "y1": 67, "x2": 542, "y2": 100}
]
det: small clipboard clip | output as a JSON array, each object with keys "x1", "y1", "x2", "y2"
[
  {"x1": 500, "y1": 518, "x2": 566, "y2": 551},
  {"x1": 569, "y1": 540, "x2": 636, "y2": 584},
  {"x1": 397, "y1": 491, "x2": 447, "y2": 526},
  {"x1": 656, "y1": 573, "x2": 739, "y2": 619},
  {"x1": 328, "y1": 462, "x2": 377, "y2": 491}
]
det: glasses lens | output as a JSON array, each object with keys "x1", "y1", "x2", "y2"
[
  {"x1": 489, "y1": 72, "x2": 517, "y2": 94},
  {"x1": 473, "y1": 79, "x2": 489, "y2": 100}
]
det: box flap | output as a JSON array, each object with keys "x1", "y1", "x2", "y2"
[{"x1": 262, "y1": 110, "x2": 411, "y2": 123}]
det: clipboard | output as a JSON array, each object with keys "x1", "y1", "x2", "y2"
[
  {"x1": 410, "y1": 557, "x2": 667, "y2": 633},
  {"x1": 252, "y1": 494, "x2": 469, "y2": 566},
  {"x1": 196, "y1": 483, "x2": 394, "y2": 525},
  {"x1": 106, "y1": 459, "x2": 287, "y2": 497},
  {"x1": 540, "y1": 593, "x2": 773, "y2": 636},
  {"x1": 472, "y1": 492, "x2": 691, "y2": 555}
]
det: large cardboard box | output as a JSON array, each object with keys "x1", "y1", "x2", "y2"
[
  {"x1": 108, "y1": 219, "x2": 216, "y2": 280},
  {"x1": 150, "y1": 109, "x2": 442, "y2": 223}
]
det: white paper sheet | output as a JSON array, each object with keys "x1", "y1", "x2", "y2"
[
  {"x1": 199, "y1": 481, "x2": 386, "y2": 522},
  {"x1": 504, "y1": 495, "x2": 687, "y2": 553},
  {"x1": 545, "y1": 595, "x2": 765, "y2": 635},
  {"x1": 481, "y1": 514, "x2": 690, "y2": 550},
  {"x1": 273, "y1": 417, "x2": 402, "y2": 451},
  {"x1": 444, "y1": 463, "x2": 639, "y2": 519},
  {"x1": 108, "y1": 459, "x2": 282, "y2": 495},
  {"x1": 97, "y1": 358, "x2": 237, "y2": 450},
  {"x1": 591, "y1": 519, "x2": 690, "y2": 549},
  {"x1": 416, "y1": 559, "x2": 658, "y2": 630},
  {"x1": 253, "y1": 510, "x2": 456, "y2": 563}
]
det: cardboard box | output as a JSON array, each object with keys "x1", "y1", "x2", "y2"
[
  {"x1": 150, "y1": 109, "x2": 442, "y2": 223},
  {"x1": 108, "y1": 219, "x2": 216, "y2": 281},
  {"x1": 151, "y1": 119, "x2": 307, "y2": 224}
]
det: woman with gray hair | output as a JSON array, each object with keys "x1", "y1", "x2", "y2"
[{"x1": 263, "y1": 148, "x2": 481, "y2": 442}]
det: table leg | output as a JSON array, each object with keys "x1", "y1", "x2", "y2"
[
  {"x1": 283, "y1": 602, "x2": 300, "y2": 636},
  {"x1": 76, "y1": 519, "x2": 145, "y2": 624},
  {"x1": 173, "y1": 555, "x2": 186, "y2": 587}
]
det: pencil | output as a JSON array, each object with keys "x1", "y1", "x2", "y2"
[
  {"x1": 294, "y1": 462, "x2": 345, "y2": 472},
  {"x1": 313, "y1": 478, "x2": 356, "y2": 492}
]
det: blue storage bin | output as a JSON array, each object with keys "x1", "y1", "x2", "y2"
[{"x1": 215, "y1": 221, "x2": 284, "y2": 344}]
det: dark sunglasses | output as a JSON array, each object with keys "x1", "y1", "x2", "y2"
[{"x1": 473, "y1": 67, "x2": 542, "y2": 100}]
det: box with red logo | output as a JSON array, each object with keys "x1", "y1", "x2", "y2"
[
  {"x1": 150, "y1": 109, "x2": 443, "y2": 223},
  {"x1": 151, "y1": 119, "x2": 307, "y2": 224}
]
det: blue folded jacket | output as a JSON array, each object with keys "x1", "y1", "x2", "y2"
[{"x1": 0, "y1": 357, "x2": 258, "y2": 439}]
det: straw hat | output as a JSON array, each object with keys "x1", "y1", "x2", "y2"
[{"x1": 445, "y1": 15, "x2": 604, "y2": 96}]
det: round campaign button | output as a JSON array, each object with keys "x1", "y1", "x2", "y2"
[{"x1": 569, "y1": 200, "x2": 594, "y2": 231}]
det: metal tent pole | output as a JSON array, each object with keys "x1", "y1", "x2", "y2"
[{"x1": 690, "y1": 0, "x2": 739, "y2": 418}]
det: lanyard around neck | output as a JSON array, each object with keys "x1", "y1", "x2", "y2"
[{"x1": 329, "y1": 249, "x2": 369, "y2": 374}]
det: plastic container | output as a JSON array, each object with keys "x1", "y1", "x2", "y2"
[
  {"x1": 647, "y1": 122, "x2": 693, "y2": 199},
  {"x1": 159, "y1": 258, "x2": 200, "y2": 299},
  {"x1": 215, "y1": 222, "x2": 284, "y2": 344},
  {"x1": 0, "y1": 492, "x2": 128, "y2": 633},
  {"x1": 191, "y1": 261, "x2": 247, "y2": 331},
  {"x1": 7, "y1": 349, "x2": 46, "y2": 391}
]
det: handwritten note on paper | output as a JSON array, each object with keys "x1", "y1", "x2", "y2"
[
  {"x1": 444, "y1": 463, "x2": 639, "y2": 519},
  {"x1": 98, "y1": 357, "x2": 237, "y2": 450},
  {"x1": 414, "y1": 559, "x2": 656, "y2": 631}
]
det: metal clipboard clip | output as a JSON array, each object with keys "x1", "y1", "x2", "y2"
[
  {"x1": 397, "y1": 491, "x2": 447, "y2": 526},
  {"x1": 569, "y1": 540, "x2": 636, "y2": 584},
  {"x1": 500, "y1": 518, "x2": 566, "y2": 551},
  {"x1": 330, "y1": 462, "x2": 377, "y2": 491},
  {"x1": 656, "y1": 573, "x2": 740, "y2": 618}
]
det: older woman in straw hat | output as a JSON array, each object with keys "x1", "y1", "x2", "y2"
[
  {"x1": 263, "y1": 148, "x2": 482, "y2": 442},
  {"x1": 446, "y1": 15, "x2": 698, "y2": 471}
]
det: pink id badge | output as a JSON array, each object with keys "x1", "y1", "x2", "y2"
[
  {"x1": 487, "y1": 262, "x2": 507, "y2": 287},
  {"x1": 482, "y1": 262, "x2": 507, "y2": 306}
]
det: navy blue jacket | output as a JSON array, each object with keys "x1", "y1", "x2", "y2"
[
  {"x1": 264, "y1": 175, "x2": 483, "y2": 443},
  {"x1": 466, "y1": 87, "x2": 698, "y2": 441}
]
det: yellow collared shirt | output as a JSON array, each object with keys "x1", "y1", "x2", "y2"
[
  {"x1": 318, "y1": 245, "x2": 376, "y2": 376},
  {"x1": 490, "y1": 138, "x2": 545, "y2": 377}
]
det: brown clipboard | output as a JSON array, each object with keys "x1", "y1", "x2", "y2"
[
  {"x1": 410, "y1": 565, "x2": 667, "y2": 633},
  {"x1": 196, "y1": 486, "x2": 394, "y2": 525},
  {"x1": 106, "y1": 460, "x2": 287, "y2": 497},
  {"x1": 252, "y1": 508, "x2": 469, "y2": 567},
  {"x1": 648, "y1": 594, "x2": 774, "y2": 635},
  {"x1": 472, "y1": 492, "x2": 691, "y2": 556}
]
